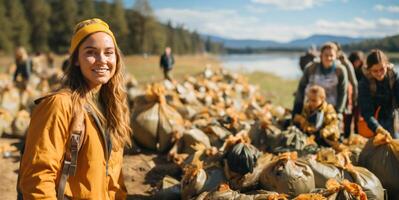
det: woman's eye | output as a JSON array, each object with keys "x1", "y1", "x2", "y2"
[
  {"x1": 86, "y1": 50, "x2": 95, "y2": 55},
  {"x1": 105, "y1": 51, "x2": 114, "y2": 56}
]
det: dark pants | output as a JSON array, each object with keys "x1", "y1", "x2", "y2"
[{"x1": 163, "y1": 68, "x2": 172, "y2": 80}]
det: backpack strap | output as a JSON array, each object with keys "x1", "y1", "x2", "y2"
[{"x1": 57, "y1": 109, "x2": 86, "y2": 200}]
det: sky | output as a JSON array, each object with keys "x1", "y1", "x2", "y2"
[{"x1": 124, "y1": 0, "x2": 399, "y2": 42}]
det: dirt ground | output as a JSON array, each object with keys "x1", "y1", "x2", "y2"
[{"x1": 0, "y1": 138, "x2": 181, "y2": 200}]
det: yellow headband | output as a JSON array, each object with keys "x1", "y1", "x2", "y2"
[{"x1": 69, "y1": 19, "x2": 117, "y2": 54}]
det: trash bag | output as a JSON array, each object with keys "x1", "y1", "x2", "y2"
[
  {"x1": 181, "y1": 163, "x2": 207, "y2": 200},
  {"x1": 311, "y1": 148, "x2": 385, "y2": 200},
  {"x1": 203, "y1": 124, "x2": 231, "y2": 148},
  {"x1": 181, "y1": 165, "x2": 226, "y2": 200},
  {"x1": 0, "y1": 108, "x2": 13, "y2": 137},
  {"x1": 1, "y1": 87, "x2": 21, "y2": 117},
  {"x1": 154, "y1": 176, "x2": 181, "y2": 200},
  {"x1": 318, "y1": 179, "x2": 368, "y2": 200},
  {"x1": 274, "y1": 126, "x2": 308, "y2": 153},
  {"x1": 343, "y1": 166, "x2": 385, "y2": 200},
  {"x1": 225, "y1": 142, "x2": 260, "y2": 175},
  {"x1": 131, "y1": 84, "x2": 184, "y2": 152},
  {"x1": 359, "y1": 133, "x2": 399, "y2": 199},
  {"x1": 293, "y1": 193, "x2": 327, "y2": 200},
  {"x1": 197, "y1": 184, "x2": 287, "y2": 200},
  {"x1": 181, "y1": 128, "x2": 211, "y2": 154},
  {"x1": 228, "y1": 153, "x2": 274, "y2": 192},
  {"x1": 304, "y1": 156, "x2": 344, "y2": 188},
  {"x1": 248, "y1": 121, "x2": 282, "y2": 152},
  {"x1": 260, "y1": 152, "x2": 315, "y2": 198},
  {"x1": 12, "y1": 110, "x2": 30, "y2": 138}
]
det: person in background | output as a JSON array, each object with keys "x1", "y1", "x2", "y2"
[
  {"x1": 349, "y1": 51, "x2": 365, "y2": 81},
  {"x1": 18, "y1": 18, "x2": 131, "y2": 199},
  {"x1": 292, "y1": 42, "x2": 348, "y2": 125},
  {"x1": 13, "y1": 46, "x2": 32, "y2": 89},
  {"x1": 348, "y1": 51, "x2": 365, "y2": 133},
  {"x1": 160, "y1": 46, "x2": 175, "y2": 80},
  {"x1": 358, "y1": 49, "x2": 399, "y2": 139},
  {"x1": 46, "y1": 52, "x2": 55, "y2": 68},
  {"x1": 294, "y1": 85, "x2": 340, "y2": 147},
  {"x1": 334, "y1": 42, "x2": 358, "y2": 138}
]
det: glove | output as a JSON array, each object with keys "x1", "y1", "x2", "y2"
[{"x1": 376, "y1": 126, "x2": 390, "y2": 136}]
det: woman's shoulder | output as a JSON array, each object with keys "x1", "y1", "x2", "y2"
[{"x1": 34, "y1": 90, "x2": 73, "y2": 108}]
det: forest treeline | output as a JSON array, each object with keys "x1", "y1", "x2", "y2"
[
  {"x1": 343, "y1": 34, "x2": 399, "y2": 52},
  {"x1": 0, "y1": 0, "x2": 224, "y2": 55}
]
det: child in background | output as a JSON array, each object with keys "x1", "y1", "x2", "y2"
[{"x1": 294, "y1": 85, "x2": 340, "y2": 147}]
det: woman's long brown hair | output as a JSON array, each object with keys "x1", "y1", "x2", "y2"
[{"x1": 63, "y1": 19, "x2": 131, "y2": 150}]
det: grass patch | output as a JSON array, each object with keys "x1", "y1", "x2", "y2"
[
  {"x1": 245, "y1": 71, "x2": 298, "y2": 108},
  {"x1": 124, "y1": 55, "x2": 221, "y2": 83}
]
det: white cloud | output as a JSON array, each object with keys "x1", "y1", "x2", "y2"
[
  {"x1": 374, "y1": 4, "x2": 399, "y2": 13},
  {"x1": 245, "y1": 5, "x2": 269, "y2": 13},
  {"x1": 314, "y1": 17, "x2": 399, "y2": 38},
  {"x1": 155, "y1": 8, "x2": 399, "y2": 42},
  {"x1": 250, "y1": 0, "x2": 328, "y2": 10}
]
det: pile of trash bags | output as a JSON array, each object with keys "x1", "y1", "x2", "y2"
[{"x1": 131, "y1": 67, "x2": 399, "y2": 200}]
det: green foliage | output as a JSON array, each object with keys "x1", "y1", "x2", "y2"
[
  {"x1": 5, "y1": 0, "x2": 30, "y2": 49},
  {"x1": 0, "y1": 0, "x2": 13, "y2": 53},
  {"x1": 109, "y1": 0, "x2": 129, "y2": 52},
  {"x1": 95, "y1": 0, "x2": 111, "y2": 23},
  {"x1": 344, "y1": 34, "x2": 399, "y2": 52},
  {"x1": 24, "y1": 0, "x2": 51, "y2": 52},
  {"x1": 49, "y1": 0, "x2": 78, "y2": 53},
  {"x1": 77, "y1": 0, "x2": 96, "y2": 20}
]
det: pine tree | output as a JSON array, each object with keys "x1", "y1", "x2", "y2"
[
  {"x1": 49, "y1": 0, "x2": 78, "y2": 53},
  {"x1": 133, "y1": 0, "x2": 153, "y2": 18},
  {"x1": 78, "y1": 0, "x2": 96, "y2": 20},
  {"x1": 24, "y1": 0, "x2": 51, "y2": 52},
  {"x1": 0, "y1": 0, "x2": 13, "y2": 53},
  {"x1": 109, "y1": 0, "x2": 129, "y2": 52},
  {"x1": 5, "y1": 0, "x2": 30, "y2": 48},
  {"x1": 126, "y1": 10, "x2": 143, "y2": 54},
  {"x1": 96, "y1": 0, "x2": 111, "y2": 23}
]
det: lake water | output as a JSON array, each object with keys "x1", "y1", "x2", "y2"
[{"x1": 219, "y1": 53, "x2": 399, "y2": 80}]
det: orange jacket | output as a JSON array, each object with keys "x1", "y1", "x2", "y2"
[{"x1": 19, "y1": 92, "x2": 127, "y2": 199}]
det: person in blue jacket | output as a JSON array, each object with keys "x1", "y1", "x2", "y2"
[{"x1": 358, "y1": 49, "x2": 399, "y2": 138}]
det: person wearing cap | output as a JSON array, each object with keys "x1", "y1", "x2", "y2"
[{"x1": 18, "y1": 18, "x2": 131, "y2": 199}]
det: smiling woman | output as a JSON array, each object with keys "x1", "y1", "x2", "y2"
[{"x1": 18, "y1": 18, "x2": 132, "y2": 199}]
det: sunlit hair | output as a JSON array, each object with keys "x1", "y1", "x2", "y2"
[
  {"x1": 366, "y1": 49, "x2": 389, "y2": 69},
  {"x1": 320, "y1": 42, "x2": 338, "y2": 54},
  {"x1": 15, "y1": 46, "x2": 28, "y2": 63},
  {"x1": 307, "y1": 85, "x2": 326, "y2": 100},
  {"x1": 63, "y1": 19, "x2": 131, "y2": 150}
]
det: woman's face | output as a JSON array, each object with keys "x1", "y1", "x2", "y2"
[
  {"x1": 321, "y1": 48, "x2": 336, "y2": 68},
  {"x1": 369, "y1": 62, "x2": 387, "y2": 81},
  {"x1": 306, "y1": 94, "x2": 323, "y2": 111},
  {"x1": 353, "y1": 59, "x2": 362, "y2": 69},
  {"x1": 77, "y1": 32, "x2": 117, "y2": 90}
]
